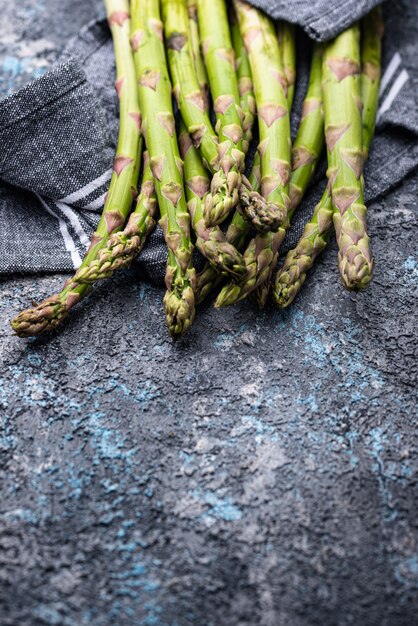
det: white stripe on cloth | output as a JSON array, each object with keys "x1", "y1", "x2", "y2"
[
  {"x1": 377, "y1": 69, "x2": 409, "y2": 122},
  {"x1": 36, "y1": 194, "x2": 82, "y2": 269},
  {"x1": 55, "y1": 201, "x2": 90, "y2": 248},
  {"x1": 379, "y1": 52, "x2": 402, "y2": 97},
  {"x1": 58, "y1": 168, "x2": 113, "y2": 205},
  {"x1": 82, "y1": 190, "x2": 107, "y2": 211}
]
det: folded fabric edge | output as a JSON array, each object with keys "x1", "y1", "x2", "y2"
[
  {"x1": 58, "y1": 18, "x2": 111, "y2": 67},
  {"x1": 0, "y1": 60, "x2": 87, "y2": 133},
  {"x1": 304, "y1": 0, "x2": 383, "y2": 41},
  {"x1": 243, "y1": 0, "x2": 383, "y2": 41}
]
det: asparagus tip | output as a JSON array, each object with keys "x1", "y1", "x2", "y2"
[
  {"x1": 198, "y1": 239, "x2": 246, "y2": 279},
  {"x1": 163, "y1": 284, "x2": 195, "y2": 339},
  {"x1": 339, "y1": 252, "x2": 374, "y2": 290},
  {"x1": 74, "y1": 232, "x2": 144, "y2": 284},
  {"x1": 10, "y1": 296, "x2": 69, "y2": 338},
  {"x1": 203, "y1": 172, "x2": 240, "y2": 227},
  {"x1": 214, "y1": 282, "x2": 243, "y2": 308},
  {"x1": 239, "y1": 187, "x2": 283, "y2": 234}
]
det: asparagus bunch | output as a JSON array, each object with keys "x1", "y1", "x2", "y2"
[
  {"x1": 11, "y1": 0, "x2": 142, "y2": 337},
  {"x1": 274, "y1": 7, "x2": 383, "y2": 307},
  {"x1": 11, "y1": 5, "x2": 385, "y2": 340}
]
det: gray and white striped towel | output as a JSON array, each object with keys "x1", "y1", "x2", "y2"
[{"x1": 0, "y1": 0, "x2": 417, "y2": 284}]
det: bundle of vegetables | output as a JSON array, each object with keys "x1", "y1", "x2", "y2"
[{"x1": 11, "y1": 0, "x2": 383, "y2": 340}]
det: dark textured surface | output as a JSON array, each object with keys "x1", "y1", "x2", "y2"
[
  {"x1": 1, "y1": 1, "x2": 418, "y2": 625},
  {"x1": 1, "y1": 176, "x2": 417, "y2": 626}
]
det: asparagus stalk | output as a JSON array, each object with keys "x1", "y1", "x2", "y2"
[
  {"x1": 234, "y1": 0, "x2": 291, "y2": 234},
  {"x1": 230, "y1": 5, "x2": 281, "y2": 233},
  {"x1": 196, "y1": 0, "x2": 243, "y2": 226},
  {"x1": 73, "y1": 152, "x2": 158, "y2": 283},
  {"x1": 277, "y1": 21, "x2": 296, "y2": 111},
  {"x1": 162, "y1": 0, "x2": 219, "y2": 173},
  {"x1": 216, "y1": 37, "x2": 324, "y2": 308},
  {"x1": 274, "y1": 8, "x2": 383, "y2": 308},
  {"x1": 11, "y1": 0, "x2": 142, "y2": 337},
  {"x1": 197, "y1": 0, "x2": 274, "y2": 230},
  {"x1": 252, "y1": 40, "x2": 323, "y2": 307},
  {"x1": 179, "y1": 121, "x2": 246, "y2": 278},
  {"x1": 230, "y1": 6, "x2": 256, "y2": 152},
  {"x1": 249, "y1": 19, "x2": 298, "y2": 308},
  {"x1": 324, "y1": 24, "x2": 373, "y2": 289},
  {"x1": 360, "y1": 8, "x2": 383, "y2": 160},
  {"x1": 288, "y1": 45, "x2": 324, "y2": 212},
  {"x1": 132, "y1": 0, "x2": 195, "y2": 338},
  {"x1": 186, "y1": 0, "x2": 210, "y2": 110},
  {"x1": 194, "y1": 20, "x2": 261, "y2": 306},
  {"x1": 163, "y1": 0, "x2": 270, "y2": 233}
]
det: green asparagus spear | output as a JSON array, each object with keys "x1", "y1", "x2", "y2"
[
  {"x1": 73, "y1": 152, "x2": 158, "y2": 283},
  {"x1": 234, "y1": 0, "x2": 290, "y2": 233},
  {"x1": 11, "y1": 0, "x2": 142, "y2": 337},
  {"x1": 324, "y1": 24, "x2": 373, "y2": 289},
  {"x1": 186, "y1": 0, "x2": 210, "y2": 110},
  {"x1": 277, "y1": 21, "x2": 296, "y2": 111},
  {"x1": 253, "y1": 41, "x2": 323, "y2": 307},
  {"x1": 230, "y1": 6, "x2": 256, "y2": 152},
  {"x1": 230, "y1": 5, "x2": 281, "y2": 233},
  {"x1": 162, "y1": 0, "x2": 219, "y2": 173},
  {"x1": 179, "y1": 121, "x2": 246, "y2": 278},
  {"x1": 216, "y1": 36, "x2": 324, "y2": 308},
  {"x1": 132, "y1": 0, "x2": 195, "y2": 338},
  {"x1": 196, "y1": 0, "x2": 243, "y2": 226},
  {"x1": 274, "y1": 8, "x2": 383, "y2": 307}
]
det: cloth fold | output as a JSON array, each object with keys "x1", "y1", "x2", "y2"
[{"x1": 0, "y1": 1, "x2": 417, "y2": 282}]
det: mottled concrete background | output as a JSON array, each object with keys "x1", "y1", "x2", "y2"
[{"x1": 1, "y1": 1, "x2": 417, "y2": 625}]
